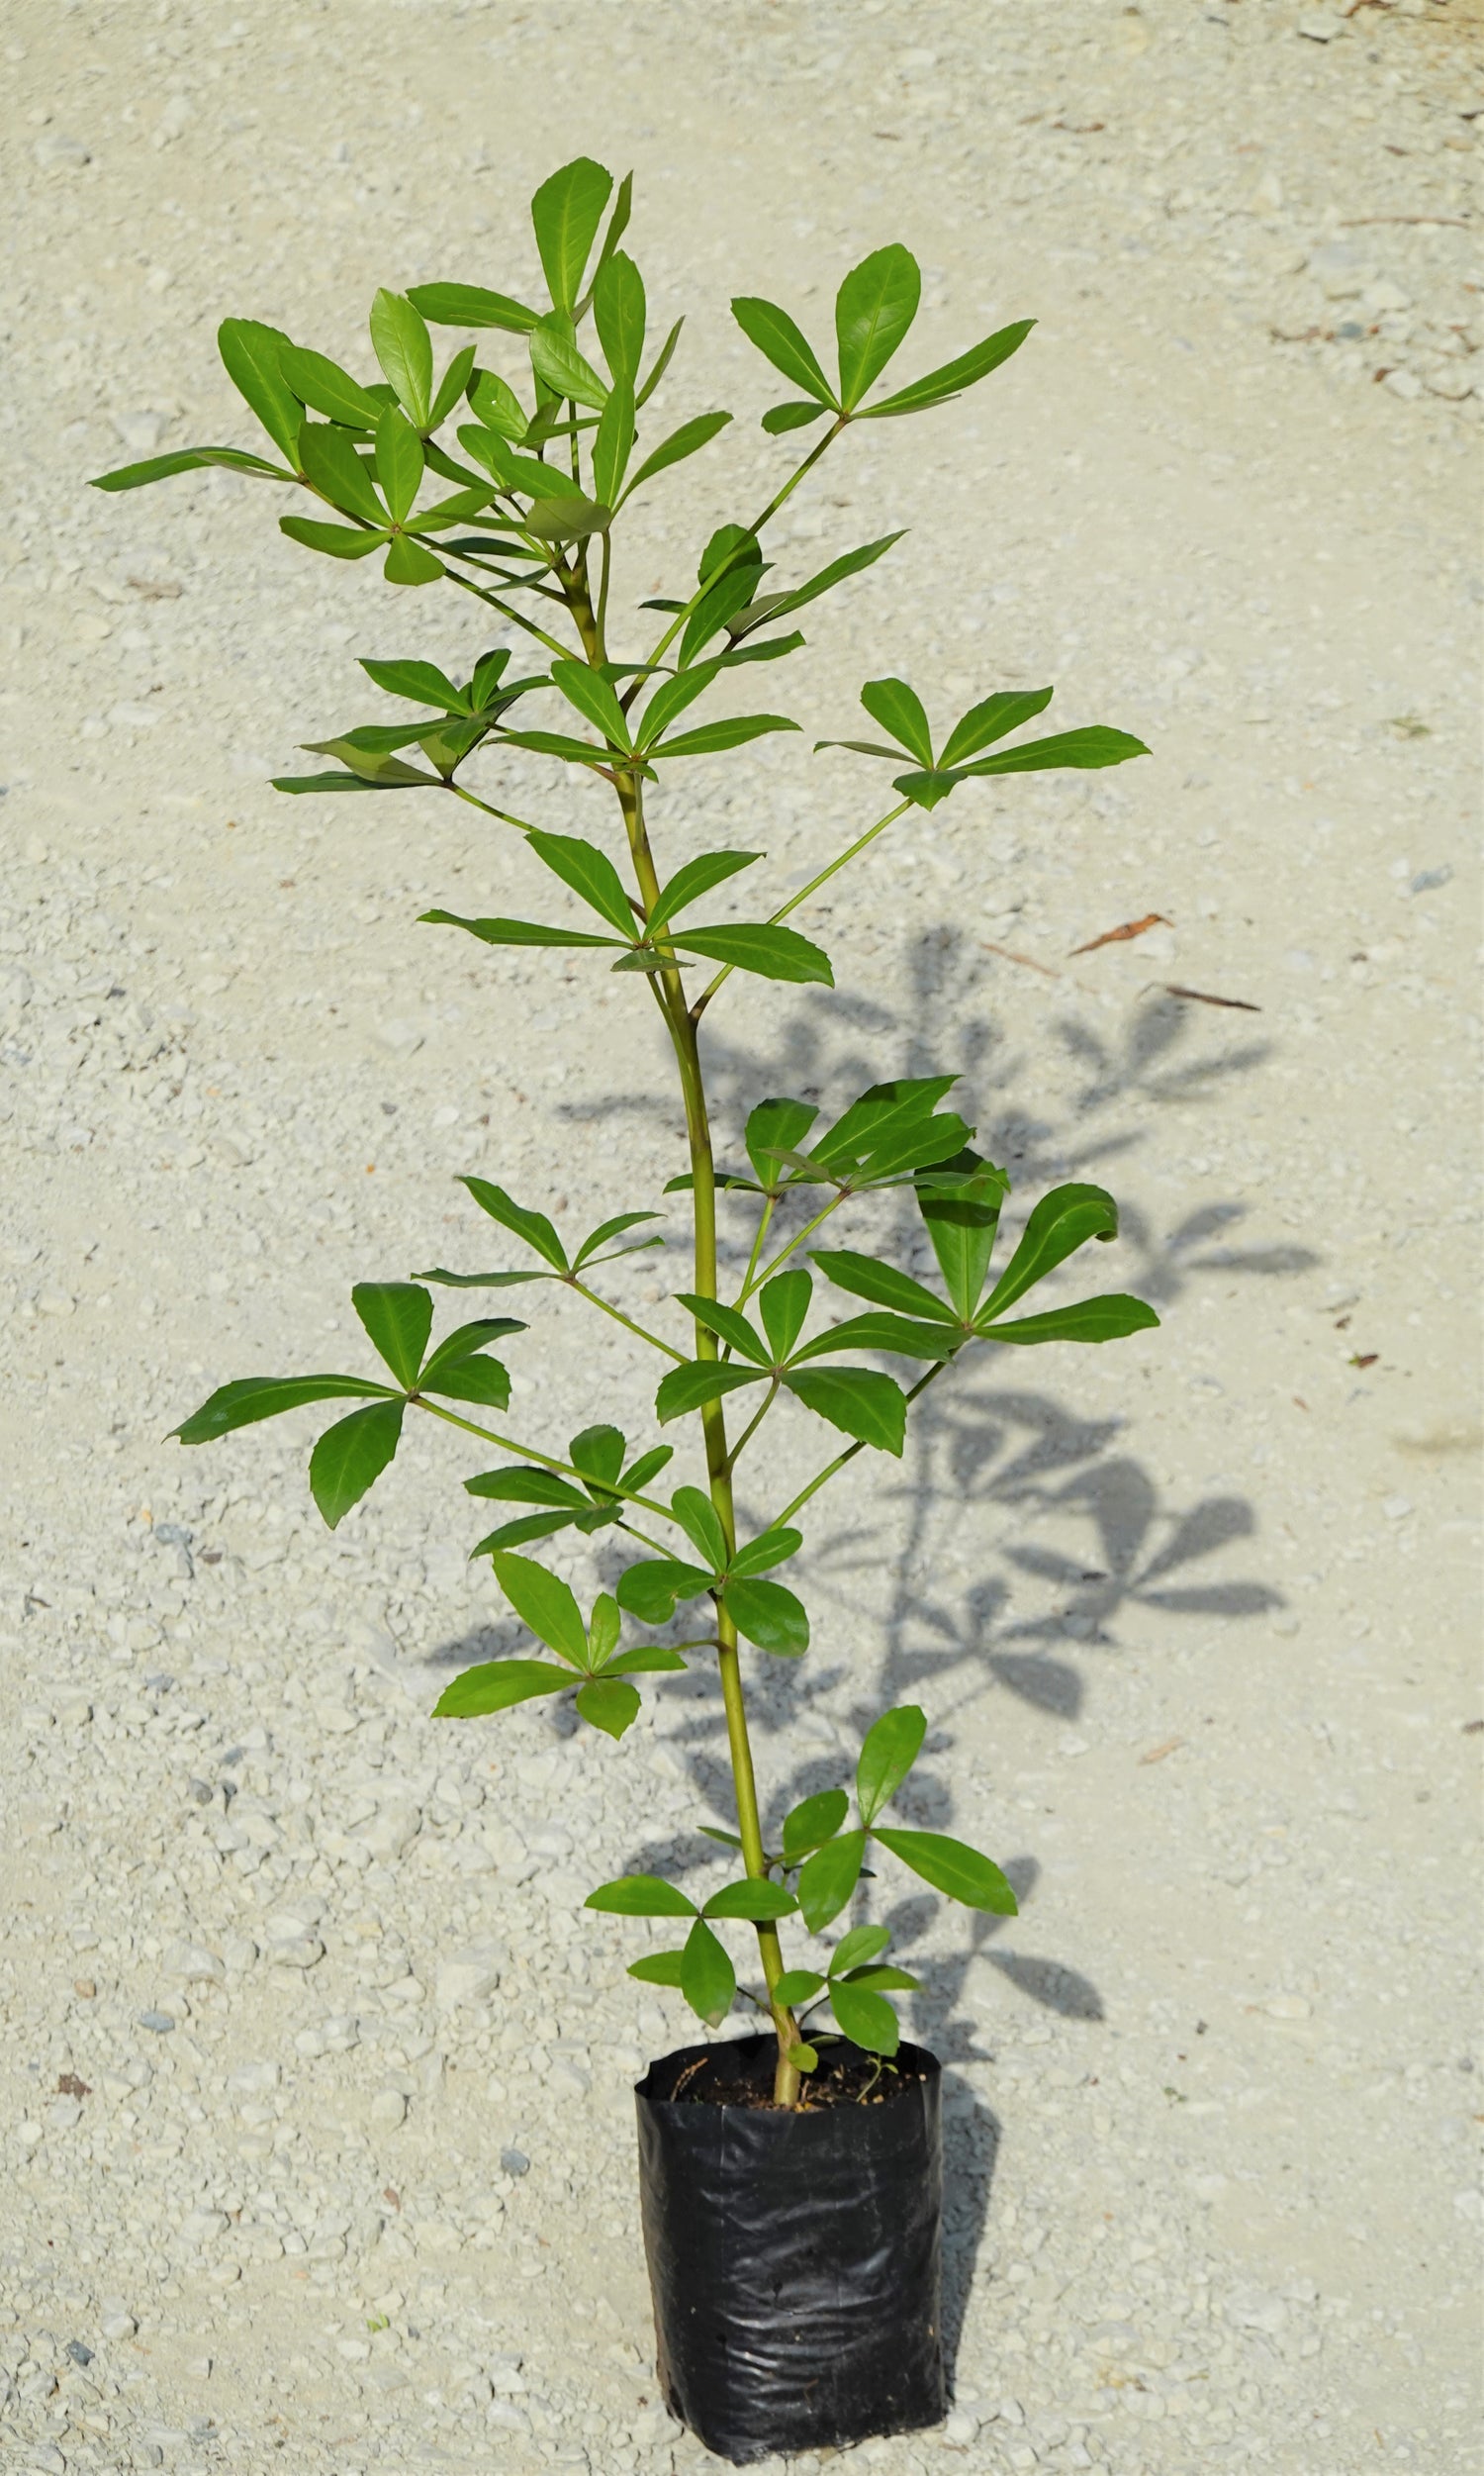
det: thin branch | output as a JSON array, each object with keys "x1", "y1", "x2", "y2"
[
  {"x1": 690, "y1": 795, "x2": 912, "y2": 1021},
  {"x1": 413, "y1": 1398, "x2": 679, "y2": 1522},
  {"x1": 773, "y1": 1362, "x2": 948, "y2": 1526},
  {"x1": 724, "y1": 1379, "x2": 780, "y2": 1474},
  {"x1": 740, "y1": 1191, "x2": 847, "y2": 1299},
  {"x1": 568, "y1": 1278, "x2": 688, "y2": 1363}
]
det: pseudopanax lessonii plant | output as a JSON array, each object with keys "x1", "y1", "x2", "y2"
[{"x1": 98, "y1": 158, "x2": 1156, "y2": 2113}]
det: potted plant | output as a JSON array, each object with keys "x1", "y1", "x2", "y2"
[{"x1": 95, "y1": 157, "x2": 1155, "y2": 2464}]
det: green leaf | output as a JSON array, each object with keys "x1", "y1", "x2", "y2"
[
  {"x1": 860, "y1": 676, "x2": 934, "y2": 766},
  {"x1": 572, "y1": 1211, "x2": 662, "y2": 1271},
  {"x1": 350, "y1": 1281, "x2": 431, "y2": 1386},
  {"x1": 872, "y1": 1827, "x2": 1018, "y2": 1913},
  {"x1": 782, "y1": 1366, "x2": 906, "y2": 1455},
  {"x1": 810, "y1": 1075, "x2": 963, "y2": 1175},
  {"x1": 471, "y1": 1512, "x2": 575, "y2": 1554},
  {"x1": 278, "y1": 517, "x2": 387, "y2": 561},
  {"x1": 918, "y1": 1146, "x2": 1005, "y2": 1320},
  {"x1": 547, "y1": 660, "x2": 631, "y2": 752},
  {"x1": 604, "y1": 1646, "x2": 690, "y2": 1677},
  {"x1": 454, "y1": 429, "x2": 562, "y2": 499},
  {"x1": 526, "y1": 492, "x2": 612, "y2": 542},
  {"x1": 746, "y1": 1096, "x2": 819, "y2": 1188},
  {"x1": 773, "y1": 1969, "x2": 826, "y2": 2006},
  {"x1": 860, "y1": 318, "x2": 1035, "y2": 419},
  {"x1": 621, "y1": 409, "x2": 732, "y2": 498},
  {"x1": 359, "y1": 656, "x2": 467, "y2": 712},
  {"x1": 457, "y1": 1178, "x2": 569, "y2": 1273},
  {"x1": 839, "y1": 1963, "x2": 921, "y2": 1993},
  {"x1": 432, "y1": 1659, "x2": 575, "y2": 1718},
  {"x1": 978, "y1": 1182, "x2": 1117, "y2": 1321},
  {"x1": 626, "y1": 1950, "x2": 687, "y2": 1987},
  {"x1": 299, "y1": 423, "x2": 386, "y2": 524},
  {"x1": 614, "y1": 1559, "x2": 714, "y2": 1623},
  {"x1": 674, "y1": 1294, "x2": 771, "y2": 1367},
  {"x1": 654, "y1": 1361, "x2": 767, "y2": 1424},
  {"x1": 423, "y1": 1354, "x2": 512, "y2": 1408},
  {"x1": 782, "y1": 1788, "x2": 850, "y2": 1861},
  {"x1": 218, "y1": 318, "x2": 303, "y2": 462},
  {"x1": 635, "y1": 314, "x2": 684, "y2": 409},
  {"x1": 575, "y1": 1677, "x2": 641, "y2": 1740},
  {"x1": 633, "y1": 656, "x2": 727, "y2": 749},
  {"x1": 592, "y1": 378, "x2": 635, "y2": 508},
  {"x1": 762, "y1": 400, "x2": 831, "y2": 435},
  {"x1": 791, "y1": 1311, "x2": 958, "y2": 1365},
  {"x1": 422, "y1": 908, "x2": 619, "y2": 952},
  {"x1": 748, "y1": 532, "x2": 904, "y2": 630},
  {"x1": 828, "y1": 1923, "x2": 891, "y2": 1976},
  {"x1": 648, "y1": 714, "x2": 797, "y2": 761},
  {"x1": 586, "y1": 1873, "x2": 696, "y2": 1917},
  {"x1": 890, "y1": 769, "x2": 959, "y2": 812},
  {"x1": 835, "y1": 243, "x2": 921, "y2": 408},
  {"x1": 301, "y1": 729, "x2": 433, "y2": 784},
  {"x1": 681, "y1": 1919, "x2": 736, "y2": 2028},
  {"x1": 384, "y1": 534, "x2": 444, "y2": 587},
  {"x1": 726, "y1": 1524, "x2": 802, "y2": 1579},
  {"x1": 809, "y1": 1249, "x2": 955, "y2": 1322},
  {"x1": 467, "y1": 1468, "x2": 589, "y2": 1508},
  {"x1": 569, "y1": 1422, "x2": 623, "y2": 1485},
  {"x1": 979, "y1": 1294, "x2": 1159, "y2": 1346},
  {"x1": 531, "y1": 156, "x2": 613, "y2": 314},
  {"x1": 407, "y1": 282, "x2": 539, "y2": 334},
  {"x1": 669, "y1": 922, "x2": 832, "y2": 987},
  {"x1": 828, "y1": 1980, "x2": 900, "y2": 2054},
  {"x1": 759, "y1": 1269, "x2": 812, "y2": 1361},
  {"x1": 90, "y1": 445, "x2": 293, "y2": 492},
  {"x1": 418, "y1": 1266, "x2": 550, "y2": 1291},
  {"x1": 594, "y1": 249, "x2": 647, "y2": 386},
  {"x1": 529, "y1": 319, "x2": 609, "y2": 411},
  {"x1": 722, "y1": 1577, "x2": 809, "y2": 1657},
  {"x1": 857, "y1": 1704, "x2": 927, "y2": 1825},
  {"x1": 939, "y1": 687, "x2": 1054, "y2": 770},
  {"x1": 669, "y1": 1485, "x2": 730, "y2": 1572},
  {"x1": 429, "y1": 342, "x2": 478, "y2": 429},
  {"x1": 496, "y1": 730, "x2": 633, "y2": 775},
  {"x1": 702, "y1": 1878, "x2": 799, "y2": 1922},
  {"x1": 417, "y1": 1315, "x2": 522, "y2": 1389},
  {"x1": 647, "y1": 848, "x2": 761, "y2": 930},
  {"x1": 270, "y1": 773, "x2": 393, "y2": 797},
  {"x1": 374, "y1": 406, "x2": 424, "y2": 524},
  {"x1": 584, "y1": 169, "x2": 633, "y2": 307},
  {"x1": 957, "y1": 726, "x2": 1150, "y2": 778},
  {"x1": 465, "y1": 367, "x2": 528, "y2": 440},
  {"x1": 490, "y1": 1550, "x2": 589, "y2": 1667},
  {"x1": 309, "y1": 1399, "x2": 404, "y2": 1530},
  {"x1": 523, "y1": 828, "x2": 635, "y2": 936},
  {"x1": 796, "y1": 1829, "x2": 867, "y2": 1932},
  {"x1": 731, "y1": 295, "x2": 836, "y2": 406},
  {"x1": 370, "y1": 289, "x2": 433, "y2": 428},
  {"x1": 279, "y1": 343, "x2": 385, "y2": 430}
]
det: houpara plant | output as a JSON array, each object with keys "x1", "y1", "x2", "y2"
[{"x1": 96, "y1": 157, "x2": 1156, "y2": 2107}]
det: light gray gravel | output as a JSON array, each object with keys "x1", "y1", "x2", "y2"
[{"x1": 2, "y1": 3, "x2": 1480, "y2": 2472}]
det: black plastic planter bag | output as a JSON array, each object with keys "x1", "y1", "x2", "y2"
[{"x1": 635, "y1": 2034, "x2": 944, "y2": 2463}]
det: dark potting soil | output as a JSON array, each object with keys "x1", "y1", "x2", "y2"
[{"x1": 659, "y1": 2038, "x2": 931, "y2": 2112}]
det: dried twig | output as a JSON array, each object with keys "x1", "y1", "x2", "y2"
[
  {"x1": 1342, "y1": 215, "x2": 1470, "y2": 229},
  {"x1": 1161, "y1": 984, "x2": 1261, "y2": 1012},
  {"x1": 1070, "y1": 912, "x2": 1169, "y2": 957},
  {"x1": 981, "y1": 941, "x2": 1061, "y2": 979}
]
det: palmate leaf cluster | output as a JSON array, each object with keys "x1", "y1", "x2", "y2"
[{"x1": 104, "y1": 157, "x2": 1159, "y2": 2077}]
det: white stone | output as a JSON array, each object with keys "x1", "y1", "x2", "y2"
[
  {"x1": 163, "y1": 1939, "x2": 225, "y2": 1983},
  {"x1": 434, "y1": 1939, "x2": 506, "y2": 2010}
]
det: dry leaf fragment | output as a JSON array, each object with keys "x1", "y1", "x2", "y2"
[
  {"x1": 981, "y1": 941, "x2": 1061, "y2": 978},
  {"x1": 1138, "y1": 1736, "x2": 1185, "y2": 1765},
  {"x1": 1162, "y1": 984, "x2": 1261, "y2": 1012},
  {"x1": 1070, "y1": 912, "x2": 1169, "y2": 956}
]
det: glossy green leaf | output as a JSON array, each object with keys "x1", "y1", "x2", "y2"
[
  {"x1": 417, "y1": 1314, "x2": 521, "y2": 1387},
  {"x1": 418, "y1": 1266, "x2": 550, "y2": 1291},
  {"x1": 309, "y1": 1399, "x2": 404, "y2": 1530},
  {"x1": 860, "y1": 677, "x2": 934, "y2": 766},
  {"x1": 586, "y1": 1873, "x2": 696, "y2": 1917},
  {"x1": 467, "y1": 1467, "x2": 588, "y2": 1508},
  {"x1": 890, "y1": 769, "x2": 959, "y2": 812},
  {"x1": 432, "y1": 1659, "x2": 575, "y2": 1718},
  {"x1": 621, "y1": 409, "x2": 732, "y2": 498},
  {"x1": 278, "y1": 516, "x2": 387, "y2": 561},
  {"x1": 809, "y1": 1249, "x2": 955, "y2": 1322},
  {"x1": 422, "y1": 1353, "x2": 512, "y2": 1407},
  {"x1": 572, "y1": 1211, "x2": 663, "y2": 1270},
  {"x1": 350, "y1": 1281, "x2": 431, "y2": 1386},
  {"x1": 746, "y1": 1096, "x2": 819, "y2": 1188},
  {"x1": 918, "y1": 1146, "x2": 1005, "y2": 1319},
  {"x1": 731, "y1": 295, "x2": 835, "y2": 406},
  {"x1": 592, "y1": 378, "x2": 635, "y2": 508},
  {"x1": 747, "y1": 532, "x2": 904, "y2": 630},
  {"x1": 604, "y1": 1646, "x2": 690, "y2": 1677},
  {"x1": 674, "y1": 1294, "x2": 771, "y2": 1367},
  {"x1": 669, "y1": 1485, "x2": 730, "y2": 1572},
  {"x1": 465, "y1": 367, "x2": 528, "y2": 440},
  {"x1": 979, "y1": 1183, "x2": 1117, "y2": 1321},
  {"x1": 91, "y1": 445, "x2": 293, "y2": 491},
  {"x1": 459, "y1": 1179, "x2": 568, "y2": 1272},
  {"x1": 958, "y1": 726, "x2": 1150, "y2": 778},
  {"x1": 471, "y1": 1511, "x2": 574, "y2": 1553},
  {"x1": 727, "y1": 1525, "x2": 802, "y2": 1580},
  {"x1": 614, "y1": 1558, "x2": 714, "y2": 1622},
  {"x1": 681, "y1": 1918, "x2": 736, "y2": 2028},
  {"x1": 979, "y1": 1294, "x2": 1159, "y2": 1346},
  {"x1": 939, "y1": 686, "x2": 1054, "y2": 770},
  {"x1": 872, "y1": 1827, "x2": 1018, "y2": 1913},
  {"x1": 575, "y1": 1677, "x2": 641, "y2": 1740},
  {"x1": 626, "y1": 1950, "x2": 687, "y2": 1987},
  {"x1": 701, "y1": 1878, "x2": 798, "y2": 1922},
  {"x1": 828, "y1": 1923, "x2": 891, "y2": 1976},
  {"x1": 497, "y1": 730, "x2": 633, "y2": 774},
  {"x1": 654, "y1": 1361, "x2": 767, "y2": 1425},
  {"x1": 522, "y1": 828, "x2": 635, "y2": 935},
  {"x1": 594, "y1": 249, "x2": 646, "y2": 385},
  {"x1": 647, "y1": 848, "x2": 761, "y2": 929},
  {"x1": 782, "y1": 1365, "x2": 906, "y2": 1455},
  {"x1": 773, "y1": 1969, "x2": 826, "y2": 2006},
  {"x1": 648, "y1": 714, "x2": 796, "y2": 761},
  {"x1": 829, "y1": 1979, "x2": 900, "y2": 2054},
  {"x1": 531, "y1": 156, "x2": 613, "y2": 314},
  {"x1": 670, "y1": 922, "x2": 831, "y2": 986},
  {"x1": 359, "y1": 656, "x2": 466, "y2": 712},
  {"x1": 529, "y1": 319, "x2": 610, "y2": 411},
  {"x1": 299, "y1": 424, "x2": 385, "y2": 524},
  {"x1": 840, "y1": 1963, "x2": 921, "y2": 1993},
  {"x1": 860, "y1": 318, "x2": 1035, "y2": 419},
  {"x1": 421, "y1": 908, "x2": 619, "y2": 951},
  {"x1": 374, "y1": 405, "x2": 424, "y2": 524},
  {"x1": 759, "y1": 1269, "x2": 812, "y2": 1361},
  {"x1": 635, "y1": 314, "x2": 684, "y2": 409},
  {"x1": 796, "y1": 1828, "x2": 867, "y2": 1931},
  {"x1": 529, "y1": 492, "x2": 613, "y2": 542},
  {"x1": 836, "y1": 243, "x2": 921, "y2": 408},
  {"x1": 490, "y1": 1550, "x2": 589, "y2": 1667},
  {"x1": 810, "y1": 1075, "x2": 956, "y2": 1171},
  {"x1": 857, "y1": 1704, "x2": 926, "y2": 1825},
  {"x1": 173, "y1": 1374, "x2": 397, "y2": 1446},
  {"x1": 279, "y1": 342, "x2": 384, "y2": 430},
  {"x1": 782, "y1": 1788, "x2": 850, "y2": 1861},
  {"x1": 792, "y1": 1310, "x2": 958, "y2": 1365},
  {"x1": 218, "y1": 318, "x2": 303, "y2": 462},
  {"x1": 762, "y1": 399, "x2": 831, "y2": 434},
  {"x1": 428, "y1": 341, "x2": 478, "y2": 429},
  {"x1": 407, "y1": 282, "x2": 539, "y2": 334},
  {"x1": 722, "y1": 1576, "x2": 809, "y2": 1657},
  {"x1": 454, "y1": 428, "x2": 564, "y2": 499},
  {"x1": 632, "y1": 654, "x2": 728, "y2": 748},
  {"x1": 370, "y1": 289, "x2": 433, "y2": 428},
  {"x1": 547, "y1": 660, "x2": 631, "y2": 752}
]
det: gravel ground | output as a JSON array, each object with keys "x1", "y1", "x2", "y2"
[{"x1": 3, "y1": 3, "x2": 1481, "y2": 2473}]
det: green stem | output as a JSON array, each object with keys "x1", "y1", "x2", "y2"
[
  {"x1": 774, "y1": 1361, "x2": 949, "y2": 1527},
  {"x1": 734, "y1": 1194, "x2": 777, "y2": 1307},
  {"x1": 568, "y1": 1278, "x2": 687, "y2": 1364},
  {"x1": 445, "y1": 562, "x2": 573, "y2": 659},
  {"x1": 690, "y1": 796, "x2": 912, "y2": 1022},
  {"x1": 443, "y1": 781, "x2": 547, "y2": 834},
  {"x1": 723, "y1": 1379, "x2": 779, "y2": 1475},
  {"x1": 739, "y1": 1191, "x2": 847, "y2": 1302},
  {"x1": 412, "y1": 1398, "x2": 678, "y2": 1523}
]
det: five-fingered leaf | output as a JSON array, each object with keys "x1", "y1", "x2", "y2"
[
  {"x1": 670, "y1": 1484, "x2": 730, "y2": 1572},
  {"x1": 795, "y1": 1310, "x2": 957, "y2": 1365},
  {"x1": 531, "y1": 156, "x2": 613, "y2": 315},
  {"x1": 278, "y1": 342, "x2": 385, "y2": 430},
  {"x1": 856, "y1": 1704, "x2": 927, "y2": 1825},
  {"x1": 654, "y1": 1361, "x2": 767, "y2": 1424},
  {"x1": 360, "y1": 656, "x2": 467, "y2": 712},
  {"x1": 218, "y1": 318, "x2": 304, "y2": 463},
  {"x1": 674, "y1": 1294, "x2": 771, "y2": 1367},
  {"x1": 575, "y1": 1677, "x2": 641, "y2": 1740},
  {"x1": 860, "y1": 676, "x2": 934, "y2": 767},
  {"x1": 810, "y1": 1249, "x2": 956, "y2": 1322},
  {"x1": 954, "y1": 725, "x2": 1150, "y2": 779},
  {"x1": 939, "y1": 686, "x2": 1054, "y2": 769},
  {"x1": 309, "y1": 1399, "x2": 405, "y2": 1530},
  {"x1": 702, "y1": 1878, "x2": 798, "y2": 1923},
  {"x1": 835, "y1": 244, "x2": 921, "y2": 409},
  {"x1": 529, "y1": 319, "x2": 609, "y2": 411},
  {"x1": 746, "y1": 1096, "x2": 819, "y2": 1189},
  {"x1": 669, "y1": 922, "x2": 832, "y2": 986},
  {"x1": 586, "y1": 1874, "x2": 696, "y2": 1917},
  {"x1": 647, "y1": 848, "x2": 761, "y2": 929},
  {"x1": 727, "y1": 1524, "x2": 802, "y2": 1579},
  {"x1": 299, "y1": 423, "x2": 386, "y2": 525},
  {"x1": 731, "y1": 295, "x2": 836, "y2": 407},
  {"x1": 375, "y1": 405, "x2": 424, "y2": 524},
  {"x1": 615, "y1": 1558, "x2": 714, "y2": 1624}
]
